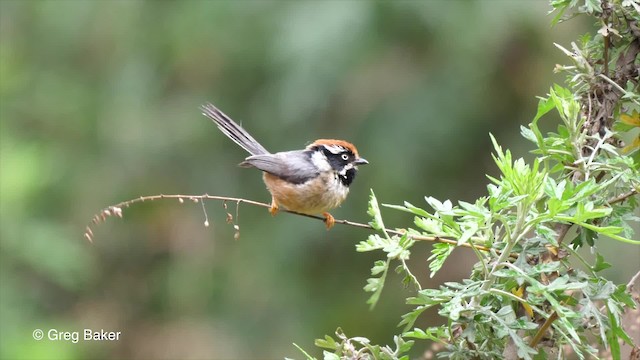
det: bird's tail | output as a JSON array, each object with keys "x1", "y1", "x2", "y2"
[{"x1": 201, "y1": 103, "x2": 269, "y2": 156}]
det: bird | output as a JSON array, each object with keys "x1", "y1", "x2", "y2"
[{"x1": 201, "y1": 103, "x2": 368, "y2": 229}]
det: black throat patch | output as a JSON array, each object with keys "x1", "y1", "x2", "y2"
[
  {"x1": 339, "y1": 168, "x2": 357, "y2": 187},
  {"x1": 318, "y1": 146, "x2": 359, "y2": 187}
]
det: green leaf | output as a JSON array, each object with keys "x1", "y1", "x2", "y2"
[
  {"x1": 363, "y1": 259, "x2": 390, "y2": 310},
  {"x1": 486, "y1": 310, "x2": 538, "y2": 360},
  {"x1": 457, "y1": 222, "x2": 478, "y2": 246},
  {"x1": 583, "y1": 0, "x2": 603, "y2": 13},
  {"x1": 565, "y1": 219, "x2": 640, "y2": 244},
  {"x1": 364, "y1": 277, "x2": 381, "y2": 293},
  {"x1": 546, "y1": 277, "x2": 587, "y2": 292},
  {"x1": 384, "y1": 202, "x2": 433, "y2": 219},
  {"x1": 356, "y1": 234, "x2": 388, "y2": 252},
  {"x1": 368, "y1": 189, "x2": 384, "y2": 231},
  {"x1": 403, "y1": 326, "x2": 447, "y2": 341},
  {"x1": 606, "y1": 310, "x2": 621, "y2": 360},
  {"x1": 414, "y1": 216, "x2": 445, "y2": 235},
  {"x1": 520, "y1": 125, "x2": 538, "y2": 144},
  {"x1": 533, "y1": 95, "x2": 557, "y2": 124},
  {"x1": 393, "y1": 335, "x2": 414, "y2": 354},
  {"x1": 428, "y1": 243, "x2": 455, "y2": 278},
  {"x1": 612, "y1": 284, "x2": 636, "y2": 308},
  {"x1": 293, "y1": 343, "x2": 317, "y2": 360},
  {"x1": 322, "y1": 351, "x2": 340, "y2": 360},
  {"x1": 315, "y1": 335, "x2": 338, "y2": 350},
  {"x1": 398, "y1": 306, "x2": 428, "y2": 331},
  {"x1": 592, "y1": 253, "x2": 612, "y2": 272},
  {"x1": 550, "y1": 1, "x2": 570, "y2": 25},
  {"x1": 529, "y1": 95, "x2": 556, "y2": 153},
  {"x1": 371, "y1": 260, "x2": 386, "y2": 275}
]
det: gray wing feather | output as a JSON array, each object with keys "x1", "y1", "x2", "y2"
[
  {"x1": 241, "y1": 151, "x2": 318, "y2": 184},
  {"x1": 201, "y1": 103, "x2": 269, "y2": 156}
]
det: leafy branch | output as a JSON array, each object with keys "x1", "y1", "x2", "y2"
[
  {"x1": 83, "y1": 1, "x2": 639, "y2": 358},
  {"x1": 298, "y1": 1, "x2": 640, "y2": 359}
]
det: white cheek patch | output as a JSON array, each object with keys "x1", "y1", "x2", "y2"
[
  {"x1": 339, "y1": 163, "x2": 354, "y2": 176},
  {"x1": 310, "y1": 150, "x2": 332, "y2": 171}
]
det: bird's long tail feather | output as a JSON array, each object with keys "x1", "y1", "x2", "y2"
[{"x1": 201, "y1": 103, "x2": 269, "y2": 156}]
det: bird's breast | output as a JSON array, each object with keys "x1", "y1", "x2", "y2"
[{"x1": 262, "y1": 172, "x2": 349, "y2": 215}]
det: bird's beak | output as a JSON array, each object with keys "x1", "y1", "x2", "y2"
[{"x1": 354, "y1": 158, "x2": 369, "y2": 165}]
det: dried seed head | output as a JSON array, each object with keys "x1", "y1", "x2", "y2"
[{"x1": 111, "y1": 207, "x2": 122, "y2": 218}]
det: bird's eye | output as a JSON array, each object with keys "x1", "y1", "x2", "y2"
[{"x1": 341, "y1": 154, "x2": 349, "y2": 161}]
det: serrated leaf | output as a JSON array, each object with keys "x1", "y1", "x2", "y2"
[
  {"x1": 533, "y1": 95, "x2": 557, "y2": 123},
  {"x1": 592, "y1": 253, "x2": 612, "y2": 272},
  {"x1": 371, "y1": 260, "x2": 386, "y2": 275},
  {"x1": 364, "y1": 277, "x2": 381, "y2": 292},
  {"x1": 356, "y1": 234, "x2": 388, "y2": 252},
  {"x1": 414, "y1": 216, "x2": 443, "y2": 234},
  {"x1": 398, "y1": 306, "x2": 428, "y2": 331},
  {"x1": 350, "y1": 336, "x2": 370, "y2": 344},
  {"x1": 364, "y1": 259, "x2": 390, "y2": 310},
  {"x1": 457, "y1": 222, "x2": 478, "y2": 246},
  {"x1": 398, "y1": 340, "x2": 414, "y2": 354},
  {"x1": 521, "y1": 125, "x2": 538, "y2": 144},
  {"x1": 368, "y1": 189, "x2": 384, "y2": 231},
  {"x1": 428, "y1": 243, "x2": 455, "y2": 278},
  {"x1": 403, "y1": 327, "x2": 446, "y2": 341},
  {"x1": 582, "y1": 0, "x2": 603, "y2": 13},
  {"x1": 384, "y1": 202, "x2": 433, "y2": 218},
  {"x1": 315, "y1": 335, "x2": 338, "y2": 350},
  {"x1": 424, "y1": 196, "x2": 446, "y2": 212},
  {"x1": 607, "y1": 310, "x2": 622, "y2": 360}
]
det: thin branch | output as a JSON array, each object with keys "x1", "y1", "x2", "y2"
[
  {"x1": 627, "y1": 269, "x2": 640, "y2": 292},
  {"x1": 530, "y1": 311, "x2": 559, "y2": 348},
  {"x1": 607, "y1": 188, "x2": 638, "y2": 205},
  {"x1": 84, "y1": 193, "x2": 491, "y2": 252},
  {"x1": 556, "y1": 223, "x2": 572, "y2": 246},
  {"x1": 598, "y1": 74, "x2": 633, "y2": 99},
  {"x1": 602, "y1": 23, "x2": 610, "y2": 76}
]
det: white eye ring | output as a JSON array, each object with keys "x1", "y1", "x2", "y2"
[{"x1": 341, "y1": 154, "x2": 349, "y2": 161}]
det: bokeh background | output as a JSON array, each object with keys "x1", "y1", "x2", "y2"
[{"x1": 1, "y1": 1, "x2": 638, "y2": 359}]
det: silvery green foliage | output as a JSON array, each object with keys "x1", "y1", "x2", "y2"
[{"x1": 297, "y1": 0, "x2": 639, "y2": 358}]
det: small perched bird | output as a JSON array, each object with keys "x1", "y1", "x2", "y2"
[{"x1": 201, "y1": 103, "x2": 368, "y2": 229}]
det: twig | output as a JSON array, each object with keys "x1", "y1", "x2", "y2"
[
  {"x1": 530, "y1": 311, "x2": 559, "y2": 348},
  {"x1": 627, "y1": 269, "x2": 640, "y2": 292},
  {"x1": 84, "y1": 193, "x2": 491, "y2": 252},
  {"x1": 603, "y1": 25, "x2": 609, "y2": 77},
  {"x1": 607, "y1": 189, "x2": 638, "y2": 205},
  {"x1": 556, "y1": 223, "x2": 572, "y2": 246}
]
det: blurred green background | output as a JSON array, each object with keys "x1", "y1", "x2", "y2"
[{"x1": 1, "y1": 1, "x2": 638, "y2": 359}]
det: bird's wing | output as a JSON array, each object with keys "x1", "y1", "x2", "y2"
[{"x1": 241, "y1": 151, "x2": 319, "y2": 184}]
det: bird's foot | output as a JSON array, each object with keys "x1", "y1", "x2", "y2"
[
  {"x1": 323, "y1": 212, "x2": 335, "y2": 230},
  {"x1": 269, "y1": 198, "x2": 279, "y2": 216}
]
